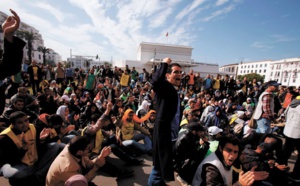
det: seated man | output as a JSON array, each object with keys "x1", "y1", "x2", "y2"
[
  {"x1": 46, "y1": 136, "x2": 111, "y2": 186},
  {"x1": 116, "y1": 109, "x2": 152, "y2": 155},
  {"x1": 192, "y1": 134, "x2": 269, "y2": 186},
  {"x1": 1, "y1": 96, "x2": 37, "y2": 127},
  {"x1": 10, "y1": 87, "x2": 39, "y2": 114},
  {"x1": 240, "y1": 142, "x2": 290, "y2": 186},
  {"x1": 0, "y1": 111, "x2": 61, "y2": 186},
  {"x1": 173, "y1": 122, "x2": 209, "y2": 185}
]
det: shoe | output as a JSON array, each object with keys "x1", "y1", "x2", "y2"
[
  {"x1": 128, "y1": 158, "x2": 144, "y2": 165},
  {"x1": 116, "y1": 168, "x2": 134, "y2": 180}
]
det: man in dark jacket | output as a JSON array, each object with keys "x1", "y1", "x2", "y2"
[
  {"x1": 174, "y1": 122, "x2": 209, "y2": 185},
  {"x1": 27, "y1": 60, "x2": 43, "y2": 95},
  {"x1": 148, "y1": 58, "x2": 182, "y2": 185},
  {"x1": 0, "y1": 9, "x2": 26, "y2": 114}
]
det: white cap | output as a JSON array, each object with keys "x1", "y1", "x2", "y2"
[
  {"x1": 61, "y1": 95, "x2": 71, "y2": 102},
  {"x1": 208, "y1": 126, "x2": 223, "y2": 135}
]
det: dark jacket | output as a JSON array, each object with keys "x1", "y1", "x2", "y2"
[
  {"x1": 150, "y1": 62, "x2": 179, "y2": 181},
  {"x1": 0, "y1": 37, "x2": 26, "y2": 80},
  {"x1": 174, "y1": 130, "x2": 209, "y2": 184},
  {"x1": 27, "y1": 65, "x2": 43, "y2": 82}
]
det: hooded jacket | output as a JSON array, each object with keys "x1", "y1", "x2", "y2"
[{"x1": 284, "y1": 99, "x2": 300, "y2": 139}]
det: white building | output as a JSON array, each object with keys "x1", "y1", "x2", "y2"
[
  {"x1": 219, "y1": 63, "x2": 238, "y2": 78},
  {"x1": 0, "y1": 11, "x2": 61, "y2": 65},
  {"x1": 269, "y1": 58, "x2": 300, "y2": 87},
  {"x1": 236, "y1": 60, "x2": 272, "y2": 81},
  {"x1": 67, "y1": 56, "x2": 103, "y2": 70},
  {"x1": 114, "y1": 42, "x2": 221, "y2": 77}
]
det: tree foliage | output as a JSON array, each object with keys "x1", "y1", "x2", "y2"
[
  {"x1": 16, "y1": 30, "x2": 38, "y2": 65},
  {"x1": 237, "y1": 73, "x2": 265, "y2": 83},
  {"x1": 38, "y1": 46, "x2": 50, "y2": 65}
]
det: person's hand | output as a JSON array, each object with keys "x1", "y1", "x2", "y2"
[
  {"x1": 107, "y1": 101, "x2": 113, "y2": 110},
  {"x1": 40, "y1": 128, "x2": 50, "y2": 140},
  {"x1": 99, "y1": 146, "x2": 111, "y2": 158},
  {"x1": 276, "y1": 164, "x2": 290, "y2": 171},
  {"x1": 238, "y1": 169, "x2": 255, "y2": 186},
  {"x1": 73, "y1": 114, "x2": 80, "y2": 121},
  {"x1": 2, "y1": 9, "x2": 20, "y2": 43},
  {"x1": 249, "y1": 166, "x2": 269, "y2": 181},
  {"x1": 67, "y1": 124, "x2": 75, "y2": 131},
  {"x1": 163, "y1": 57, "x2": 172, "y2": 64}
]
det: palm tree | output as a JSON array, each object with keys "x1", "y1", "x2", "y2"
[
  {"x1": 16, "y1": 30, "x2": 37, "y2": 65},
  {"x1": 38, "y1": 46, "x2": 50, "y2": 65}
]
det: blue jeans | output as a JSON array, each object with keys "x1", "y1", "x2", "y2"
[
  {"x1": 122, "y1": 133, "x2": 152, "y2": 153},
  {"x1": 256, "y1": 118, "x2": 271, "y2": 134},
  {"x1": 148, "y1": 167, "x2": 165, "y2": 186}
]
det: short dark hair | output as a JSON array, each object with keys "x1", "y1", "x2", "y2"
[
  {"x1": 166, "y1": 63, "x2": 181, "y2": 74},
  {"x1": 90, "y1": 113, "x2": 100, "y2": 122},
  {"x1": 218, "y1": 134, "x2": 240, "y2": 152},
  {"x1": 13, "y1": 96, "x2": 25, "y2": 104},
  {"x1": 48, "y1": 114, "x2": 64, "y2": 127},
  {"x1": 10, "y1": 111, "x2": 27, "y2": 125},
  {"x1": 68, "y1": 136, "x2": 91, "y2": 156}
]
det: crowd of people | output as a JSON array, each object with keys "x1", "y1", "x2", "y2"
[{"x1": 0, "y1": 9, "x2": 299, "y2": 186}]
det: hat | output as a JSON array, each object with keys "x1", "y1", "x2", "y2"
[
  {"x1": 247, "y1": 98, "x2": 251, "y2": 101},
  {"x1": 208, "y1": 126, "x2": 223, "y2": 135},
  {"x1": 187, "y1": 122, "x2": 204, "y2": 132},
  {"x1": 267, "y1": 80, "x2": 281, "y2": 87},
  {"x1": 51, "y1": 80, "x2": 56, "y2": 84},
  {"x1": 61, "y1": 95, "x2": 71, "y2": 102}
]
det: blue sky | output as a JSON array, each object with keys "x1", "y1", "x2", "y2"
[{"x1": 2, "y1": 0, "x2": 300, "y2": 66}]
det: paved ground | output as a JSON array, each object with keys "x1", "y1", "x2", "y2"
[{"x1": 0, "y1": 153, "x2": 181, "y2": 186}]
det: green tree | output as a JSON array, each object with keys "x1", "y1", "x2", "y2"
[
  {"x1": 16, "y1": 30, "x2": 37, "y2": 65},
  {"x1": 38, "y1": 46, "x2": 50, "y2": 65},
  {"x1": 237, "y1": 73, "x2": 265, "y2": 83}
]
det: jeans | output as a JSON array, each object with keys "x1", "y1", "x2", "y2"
[
  {"x1": 148, "y1": 167, "x2": 166, "y2": 186},
  {"x1": 0, "y1": 142, "x2": 62, "y2": 185},
  {"x1": 122, "y1": 133, "x2": 152, "y2": 153},
  {"x1": 256, "y1": 118, "x2": 271, "y2": 134}
]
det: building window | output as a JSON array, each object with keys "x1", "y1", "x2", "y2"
[
  {"x1": 241, "y1": 66, "x2": 243, "y2": 69},
  {"x1": 240, "y1": 70, "x2": 242, "y2": 73},
  {"x1": 255, "y1": 70, "x2": 257, "y2": 73},
  {"x1": 259, "y1": 70, "x2": 261, "y2": 73},
  {"x1": 264, "y1": 69, "x2": 266, "y2": 73},
  {"x1": 248, "y1": 65, "x2": 250, "y2": 68},
  {"x1": 256, "y1": 64, "x2": 258, "y2": 68},
  {"x1": 247, "y1": 70, "x2": 249, "y2": 73},
  {"x1": 252, "y1": 65, "x2": 254, "y2": 68},
  {"x1": 265, "y1": 64, "x2": 267, "y2": 67},
  {"x1": 270, "y1": 72, "x2": 273, "y2": 76},
  {"x1": 39, "y1": 54, "x2": 41, "y2": 60},
  {"x1": 251, "y1": 70, "x2": 253, "y2": 73},
  {"x1": 231, "y1": 67, "x2": 234, "y2": 72},
  {"x1": 260, "y1": 64, "x2": 262, "y2": 67},
  {"x1": 244, "y1": 65, "x2": 246, "y2": 68},
  {"x1": 284, "y1": 79, "x2": 287, "y2": 82},
  {"x1": 244, "y1": 70, "x2": 246, "y2": 73},
  {"x1": 293, "y1": 78, "x2": 296, "y2": 83}
]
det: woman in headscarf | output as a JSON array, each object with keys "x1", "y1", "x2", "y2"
[
  {"x1": 136, "y1": 99, "x2": 151, "y2": 117},
  {"x1": 56, "y1": 105, "x2": 79, "y2": 141}
]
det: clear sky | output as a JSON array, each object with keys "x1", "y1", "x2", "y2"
[{"x1": 2, "y1": 0, "x2": 300, "y2": 66}]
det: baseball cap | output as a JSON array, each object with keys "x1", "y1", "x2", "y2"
[
  {"x1": 208, "y1": 126, "x2": 223, "y2": 135},
  {"x1": 267, "y1": 80, "x2": 281, "y2": 87},
  {"x1": 188, "y1": 122, "x2": 204, "y2": 132}
]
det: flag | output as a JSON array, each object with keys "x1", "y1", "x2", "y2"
[{"x1": 166, "y1": 32, "x2": 168, "y2": 37}]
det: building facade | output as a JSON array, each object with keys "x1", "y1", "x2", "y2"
[
  {"x1": 219, "y1": 63, "x2": 238, "y2": 78},
  {"x1": 0, "y1": 11, "x2": 61, "y2": 65},
  {"x1": 269, "y1": 58, "x2": 300, "y2": 87},
  {"x1": 114, "y1": 42, "x2": 221, "y2": 77}
]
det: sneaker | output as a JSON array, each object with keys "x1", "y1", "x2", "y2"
[{"x1": 116, "y1": 168, "x2": 134, "y2": 180}]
